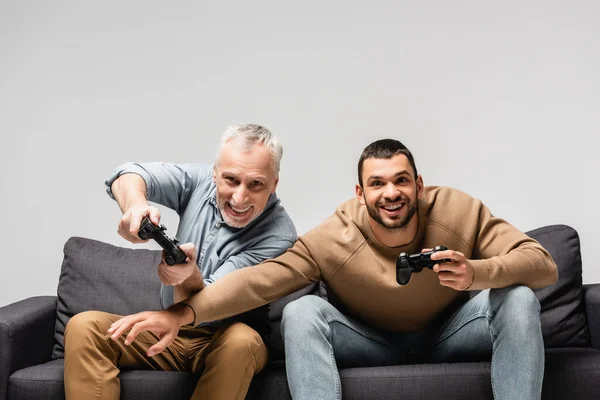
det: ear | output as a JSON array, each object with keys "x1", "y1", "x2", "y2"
[
  {"x1": 271, "y1": 176, "x2": 279, "y2": 193},
  {"x1": 416, "y1": 175, "x2": 424, "y2": 197},
  {"x1": 212, "y1": 166, "x2": 217, "y2": 183},
  {"x1": 355, "y1": 184, "x2": 366, "y2": 205}
]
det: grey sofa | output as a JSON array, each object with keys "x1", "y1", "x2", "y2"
[{"x1": 1, "y1": 224, "x2": 599, "y2": 399}]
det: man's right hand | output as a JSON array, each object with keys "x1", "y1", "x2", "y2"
[
  {"x1": 111, "y1": 173, "x2": 161, "y2": 243},
  {"x1": 118, "y1": 205, "x2": 161, "y2": 243},
  {"x1": 160, "y1": 243, "x2": 206, "y2": 302}
]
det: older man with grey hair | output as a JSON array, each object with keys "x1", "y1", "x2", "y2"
[{"x1": 63, "y1": 124, "x2": 297, "y2": 400}]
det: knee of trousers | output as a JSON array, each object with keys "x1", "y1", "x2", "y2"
[
  {"x1": 489, "y1": 285, "x2": 541, "y2": 329},
  {"x1": 64, "y1": 310, "x2": 114, "y2": 354},
  {"x1": 281, "y1": 295, "x2": 332, "y2": 340},
  {"x1": 216, "y1": 323, "x2": 267, "y2": 364}
]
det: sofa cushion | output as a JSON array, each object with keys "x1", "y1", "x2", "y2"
[
  {"x1": 260, "y1": 348, "x2": 600, "y2": 400},
  {"x1": 52, "y1": 237, "x2": 163, "y2": 359},
  {"x1": 8, "y1": 359, "x2": 264, "y2": 400},
  {"x1": 266, "y1": 282, "x2": 327, "y2": 361},
  {"x1": 527, "y1": 225, "x2": 590, "y2": 348},
  {"x1": 268, "y1": 282, "x2": 327, "y2": 322}
]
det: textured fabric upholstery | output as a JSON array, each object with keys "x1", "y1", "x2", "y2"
[
  {"x1": 0, "y1": 296, "x2": 56, "y2": 400},
  {"x1": 583, "y1": 284, "x2": 600, "y2": 349},
  {"x1": 52, "y1": 237, "x2": 163, "y2": 359},
  {"x1": 259, "y1": 348, "x2": 600, "y2": 400},
  {"x1": 527, "y1": 225, "x2": 590, "y2": 347},
  {"x1": 8, "y1": 359, "x2": 264, "y2": 400},
  {"x1": 1, "y1": 226, "x2": 597, "y2": 400}
]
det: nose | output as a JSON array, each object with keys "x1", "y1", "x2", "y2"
[
  {"x1": 232, "y1": 185, "x2": 249, "y2": 205},
  {"x1": 383, "y1": 182, "x2": 400, "y2": 199}
]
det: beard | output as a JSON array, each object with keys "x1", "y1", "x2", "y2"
[
  {"x1": 365, "y1": 196, "x2": 418, "y2": 230},
  {"x1": 217, "y1": 198, "x2": 259, "y2": 228}
]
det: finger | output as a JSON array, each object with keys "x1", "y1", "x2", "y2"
[
  {"x1": 107, "y1": 322, "x2": 118, "y2": 334},
  {"x1": 147, "y1": 331, "x2": 176, "y2": 357},
  {"x1": 148, "y1": 208, "x2": 161, "y2": 225},
  {"x1": 439, "y1": 280, "x2": 460, "y2": 290},
  {"x1": 431, "y1": 249, "x2": 462, "y2": 261},
  {"x1": 129, "y1": 213, "x2": 146, "y2": 239},
  {"x1": 437, "y1": 271, "x2": 458, "y2": 281},
  {"x1": 179, "y1": 243, "x2": 197, "y2": 260},
  {"x1": 433, "y1": 262, "x2": 458, "y2": 273},
  {"x1": 119, "y1": 214, "x2": 144, "y2": 243},
  {"x1": 430, "y1": 250, "x2": 451, "y2": 261},
  {"x1": 110, "y1": 315, "x2": 144, "y2": 340},
  {"x1": 421, "y1": 248, "x2": 433, "y2": 253},
  {"x1": 124, "y1": 321, "x2": 150, "y2": 345},
  {"x1": 110, "y1": 321, "x2": 132, "y2": 340},
  {"x1": 157, "y1": 265, "x2": 168, "y2": 283},
  {"x1": 160, "y1": 250, "x2": 169, "y2": 265},
  {"x1": 118, "y1": 221, "x2": 137, "y2": 243},
  {"x1": 157, "y1": 265, "x2": 177, "y2": 286},
  {"x1": 107, "y1": 316, "x2": 128, "y2": 334}
]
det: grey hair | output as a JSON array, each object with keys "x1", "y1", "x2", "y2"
[{"x1": 215, "y1": 124, "x2": 283, "y2": 175}]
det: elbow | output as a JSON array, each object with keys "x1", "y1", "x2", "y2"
[
  {"x1": 548, "y1": 261, "x2": 559, "y2": 285},
  {"x1": 536, "y1": 257, "x2": 559, "y2": 289}
]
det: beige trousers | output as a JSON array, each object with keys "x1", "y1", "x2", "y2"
[{"x1": 63, "y1": 311, "x2": 268, "y2": 400}]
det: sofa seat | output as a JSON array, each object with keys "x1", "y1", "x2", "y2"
[
  {"x1": 11, "y1": 348, "x2": 598, "y2": 400},
  {"x1": 8, "y1": 359, "x2": 264, "y2": 400},
  {"x1": 259, "y1": 348, "x2": 600, "y2": 400}
]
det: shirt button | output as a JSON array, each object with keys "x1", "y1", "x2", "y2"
[{"x1": 215, "y1": 223, "x2": 221, "y2": 228}]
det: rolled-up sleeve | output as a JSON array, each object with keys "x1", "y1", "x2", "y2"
[{"x1": 105, "y1": 162, "x2": 212, "y2": 213}]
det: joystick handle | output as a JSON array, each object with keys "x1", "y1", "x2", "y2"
[
  {"x1": 138, "y1": 217, "x2": 187, "y2": 266},
  {"x1": 396, "y1": 246, "x2": 452, "y2": 285}
]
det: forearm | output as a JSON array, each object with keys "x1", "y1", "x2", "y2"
[
  {"x1": 111, "y1": 173, "x2": 148, "y2": 213},
  {"x1": 174, "y1": 268, "x2": 205, "y2": 303},
  {"x1": 183, "y1": 243, "x2": 321, "y2": 325},
  {"x1": 469, "y1": 203, "x2": 558, "y2": 290},
  {"x1": 470, "y1": 244, "x2": 558, "y2": 290},
  {"x1": 167, "y1": 302, "x2": 196, "y2": 326}
]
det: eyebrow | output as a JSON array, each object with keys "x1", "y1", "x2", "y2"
[
  {"x1": 367, "y1": 170, "x2": 411, "y2": 182},
  {"x1": 221, "y1": 171, "x2": 268, "y2": 183}
]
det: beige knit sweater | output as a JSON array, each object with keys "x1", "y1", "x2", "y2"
[{"x1": 184, "y1": 186, "x2": 557, "y2": 332}]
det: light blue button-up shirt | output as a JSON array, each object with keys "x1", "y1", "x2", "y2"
[{"x1": 105, "y1": 162, "x2": 297, "y2": 314}]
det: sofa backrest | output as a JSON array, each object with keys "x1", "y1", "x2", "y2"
[
  {"x1": 53, "y1": 224, "x2": 590, "y2": 360},
  {"x1": 52, "y1": 236, "x2": 321, "y2": 360},
  {"x1": 526, "y1": 224, "x2": 590, "y2": 348},
  {"x1": 52, "y1": 237, "x2": 163, "y2": 359}
]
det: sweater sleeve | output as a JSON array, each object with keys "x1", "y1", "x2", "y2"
[
  {"x1": 468, "y1": 202, "x2": 558, "y2": 290},
  {"x1": 182, "y1": 237, "x2": 322, "y2": 325}
]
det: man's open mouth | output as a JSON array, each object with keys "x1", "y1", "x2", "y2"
[
  {"x1": 227, "y1": 202, "x2": 252, "y2": 217},
  {"x1": 379, "y1": 202, "x2": 405, "y2": 215}
]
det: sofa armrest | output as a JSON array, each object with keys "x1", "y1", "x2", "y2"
[
  {"x1": 583, "y1": 284, "x2": 600, "y2": 350},
  {"x1": 0, "y1": 296, "x2": 57, "y2": 399}
]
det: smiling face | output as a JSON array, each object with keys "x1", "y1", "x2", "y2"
[
  {"x1": 213, "y1": 140, "x2": 278, "y2": 228},
  {"x1": 356, "y1": 154, "x2": 423, "y2": 244}
]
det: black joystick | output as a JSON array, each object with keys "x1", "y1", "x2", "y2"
[
  {"x1": 138, "y1": 217, "x2": 187, "y2": 266},
  {"x1": 396, "y1": 246, "x2": 452, "y2": 285}
]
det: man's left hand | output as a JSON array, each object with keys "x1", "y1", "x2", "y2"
[
  {"x1": 107, "y1": 307, "x2": 187, "y2": 357},
  {"x1": 430, "y1": 249, "x2": 475, "y2": 291},
  {"x1": 158, "y1": 243, "x2": 199, "y2": 286}
]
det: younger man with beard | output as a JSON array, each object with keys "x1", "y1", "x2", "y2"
[
  {"x1": 108, "y1": 139, "x2": 558, "y2": 400},
  {"x1": 63, "y1": 124, "x2": 296, "y2": 400}
]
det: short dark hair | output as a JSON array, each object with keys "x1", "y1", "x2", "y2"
[{"x1": 357, "y1": 139, "x2": 418, "y2": 187}]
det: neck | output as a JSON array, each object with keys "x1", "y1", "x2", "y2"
[{"x1": 368, "y1": 213, "x2": 419, "y2": 248}]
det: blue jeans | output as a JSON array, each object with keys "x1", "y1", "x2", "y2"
[{"x1": 280, "y1": 285, "x2": 544, "y2": 400}]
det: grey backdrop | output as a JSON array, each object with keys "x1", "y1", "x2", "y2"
[{"x1": 1, "y1": 0, "x2": 598, "y2": 307}]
